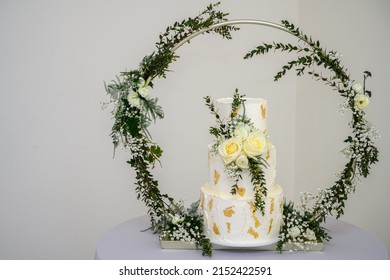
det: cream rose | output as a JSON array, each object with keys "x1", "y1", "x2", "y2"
[
  {"x1": 243, "y1": 131, "x2": 267, "y2": 158},
  {"x1": 127, "y1": 92, "x2": 141, "y2": 108},
  {"x1": 354, "y1": 93, "x2": 369, "y2": 110},
  {"x1": 233, "y1": 125, "x2": 250, "y2": 141},
  {"x1": 235, "y1": 153, "x2": 249, "y2": 169},
  {"x1": 218, "y1": 137, "x2": 242, "y2": 164}
]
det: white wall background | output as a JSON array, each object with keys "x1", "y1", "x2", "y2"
[{"x1": 0, "y1": 0, "x2": 388, "y2": 259}]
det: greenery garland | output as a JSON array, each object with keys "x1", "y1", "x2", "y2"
[{"x1": 104, "y1": 3, "x2": 379, "y2": 256}]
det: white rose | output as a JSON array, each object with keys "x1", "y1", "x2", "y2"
[
  {"x1": 243, "y1": 131, "x2": 267, "y2": 158},
  {"x1": 352, "y1": 82, "x2": 364, "y2": 94},
  {"x1": 218, "y1": 137, "x2": 242, "y2": 164},
  {"x1": 138, "y1": 87, "x2": 150, "y2": 98},
  {"x1": 354, "y1": 94, "x2": 369, "y2": 110},
  {"x1": 233, "y1": 125, "x2": 250, "y2": 141},
  {"x1": 288, "y1": 226, "x2": 301, "y2": 238},
  {"x1": 171, "y1": 214, "x2": 183, "y2": 224},
  {"x1": 235, "y1": 153, "x2": 249, "y2": 169},
  {"x1": 127, "y1": 92, "x2": 141, "y2": 108},
  {"x1": 305, "y1": 229, "x2": 317, "y2": 241},
  {"x1": 136, "y1": 78, "x2": 151, "y2": 98}
]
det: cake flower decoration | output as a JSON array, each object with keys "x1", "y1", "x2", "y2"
[
  {"x1": 235, "y1": 153, "x2": 249, "y2": 169},
  {"x1": 206, "y1": 91, "x2": 270, "y2": 214},
  {"x1": 233, "y1": 124, "x2": 250, "y2": 140},
  {"x1": 218, "y1": 137, "x2": 243, "y2": 164},
  {"x1": 243, "y1": 131, "x2": 267, "y2": 158}
]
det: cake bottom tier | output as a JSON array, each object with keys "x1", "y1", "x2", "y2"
[{"x1": 200, "y1": 183, "x2": 283, "y2": 247}]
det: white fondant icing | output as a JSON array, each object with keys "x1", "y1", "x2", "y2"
[{"x1": 201, "y1": 184, "x2": 283, "y2": 246}]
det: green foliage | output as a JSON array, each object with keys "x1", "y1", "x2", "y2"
[
  {"x1": 205, "y1": 89, "x2": 247, "y2": 139},
  {"x1": 248, "y1": 156, "x2": 269, "y2": 215},
  {"x1": 230, "y1": 88, "x2": 246, "y2": 118},
  {"x1": 144, "y1": 2, "x2": 239, "y2": 81}
]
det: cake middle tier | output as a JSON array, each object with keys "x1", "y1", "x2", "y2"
[{"x1": 208, "y1": 144, "x2": 277, "y2": 198}]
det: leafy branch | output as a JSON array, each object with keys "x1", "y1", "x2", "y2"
[
  {"x1": 244, "y1": 20, "x2": 379, "y2": 249},
  {"x1": 144, "y1": 2, "x2": 239, "y2": 82}
]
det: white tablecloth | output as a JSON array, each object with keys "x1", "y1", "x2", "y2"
[{"x1": 95, "y1": 215, "x2": 388, "y2": 260}]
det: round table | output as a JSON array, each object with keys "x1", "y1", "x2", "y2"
[{"x1": 95, "y1": 215, "x2": 388, "y2": 260}]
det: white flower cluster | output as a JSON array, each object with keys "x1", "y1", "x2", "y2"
[
  {"x1": 126, "y1": 136, "x2": 144, "y2": 157},
  {"x1": 342, "y1": 118, "x2": 379, "y2": 165},
  {"x1": 127, "y1": 78, "x2": 151, "y2": 109},
  {"x1": 160, "y1": 215, "x2": 201, "y2": 245},
  {"x1": 338, "y1": 100, "x2": 350, "y2": 115},
  {"x1": 224, "y1": 161, "x2": 241, "y2": 180},
  {"x1": 218, "y1": 121, "x2": 269, "y2": 168},
  {"x1": 335, "y1": 172, "x2": 359, "y2": 193},
  {"x1": 338, "y1": 81, "x2": 370, "y2": 114},
  {"x1": 351, "y1": 82, "x2": 370, "y2": 111},
  {"x1": 216, "y1": 120, "x2": 269, "y2": 183},
  {"x1": 280, "y1": 209, "x2": 318, "y2": 251}
]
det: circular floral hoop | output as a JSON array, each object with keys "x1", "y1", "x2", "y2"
[{"x1": 104, "y1": 3, "x2": 379, "y2": 256}]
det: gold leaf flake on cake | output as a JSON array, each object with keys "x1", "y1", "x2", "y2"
[
  {"x1": 280, "y1": 201, "x2": 283, "y2": 211},
  {"x1": 213, "y1": 223, "x2": 220, "y2": 235},
  {"x1": 253, "y1": 214, "x2": 260, "y2": 228},
  {"x1": 208, "y1": 199, "x2": 213, "y2": 211},
  {"x1": 237, "y1": 187, "x2": 245, "y2": 197},
  {"x1": 247, "y1": 202, "x2": 260, "y2": 227},
  {"x1": 226, "y1": 222, "x2": 231, "y2": 233},
  {"x1": 267, "y1": 218, "x2": 274, "y2": 235},
  {"x1": 213, "y1": 170, "x2": 220, "y2": 185},
  {"x1": 260, "y1": 104, "x2": 266, "y2": 119},
  {"x1": 248, "y1": 201, "x2": 256, "y2": 213},
  {"x1": 223, "y1": 206, "x2": 235, "y2": 217},
  {"x1": 270, "y1": 198, "x2": 275, "y2": 215},
  {"x1": 247, "y1": 227, "x2": 259, "y2": 239}
]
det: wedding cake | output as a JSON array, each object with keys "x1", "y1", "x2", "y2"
[{"x1": 200, "y1": 97, "x2": 283, "y2": 247}]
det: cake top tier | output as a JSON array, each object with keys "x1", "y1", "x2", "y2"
[{"x1": 215, "y1": 97, "x2": 267, "y2": 132}]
